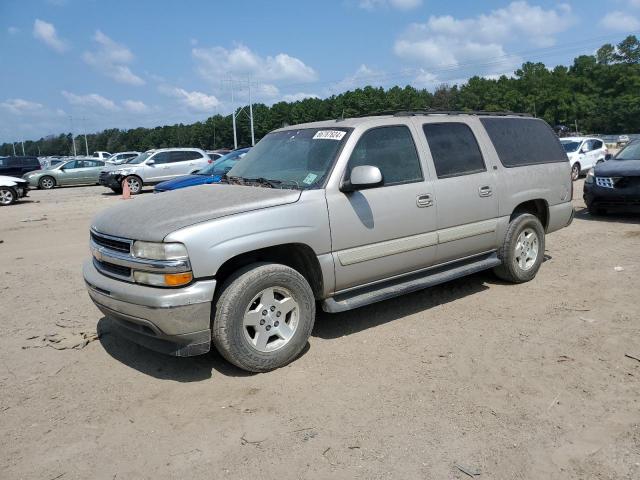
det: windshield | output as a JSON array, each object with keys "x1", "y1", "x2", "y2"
[
  {"x1": 127, "y1": 152, "x2": 151, "y2": 164},
  {"x1": 228, "y1": 128, "x2": 351, "y2": 188},
  {"x1": 561, "y1": 141, "x2": 581, "y2": 153},
  {"x1": 615, "y1": 141, "x2": 640, "y2": 161},
  {"x1": 198, "y1": 149, "x2": 249, "y2": 175}
]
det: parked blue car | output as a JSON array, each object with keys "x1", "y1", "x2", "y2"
[{"x1": 154, "y1": 148, "x2": 251, "y2": 192}]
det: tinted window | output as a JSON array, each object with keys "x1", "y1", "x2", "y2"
[
  {"x1": 480, "y1": 118, "x2": 567, "y2": 167},
  {"x1": 152, "y1": 152, "x2": 172, "y2": 164},
  {"x1": 423, "y1": 123, "x2": 485, "y2": 178},
  {"x1": 347, "y1": 126, "x2": 422, "y2": 186},
  {"x1": 592, "y1": 140, "x2": 603, "y2": 150},
  {"x1": 169, "y1": 151, "x2": 188, "y2": 163},
  {"x1": 182, "y1": 151, "x2": 203, "y2": 161}
]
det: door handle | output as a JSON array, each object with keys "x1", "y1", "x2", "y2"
[
  {"x1": 416, "y1": 194, "x2": 433, "y2": 207},
  {"x1": 479, "y1": 186, "x2": 493, "y2": 197}
]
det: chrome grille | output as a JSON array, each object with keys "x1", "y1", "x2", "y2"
[
  {"x1": 595, "y1": 177, "x2": 615, "y2": 189},
  {"x1": 91, "y1": 231, "x2": 131, "y2": 253}
]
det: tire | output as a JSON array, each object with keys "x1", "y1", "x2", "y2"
[
  {"x1": 212, "y1": 262, "x2": 316, "y2": 372},
  {"x1": 38, "y1": 176, "x2": 56, "y2": 190},
  {"x1": 0, "y1": 187, "x2": 16, "y2": 206},
  {"x1": 124, "y1": 175, "x2": 142, "y2": 195},
  {"x1": 493, "y1": 213, "x2": 545, "y2": 283},
  {"x1": 571, "y1": 163, "x2": 580, "y2": 181}
]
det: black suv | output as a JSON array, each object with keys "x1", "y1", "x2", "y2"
[{"x1": 0, "y1": 156, "x2": 41, "y2": 177}]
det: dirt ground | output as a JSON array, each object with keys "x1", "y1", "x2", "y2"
[{"x1": 1, "y1": 181, "x2": 639, "y2": 480}]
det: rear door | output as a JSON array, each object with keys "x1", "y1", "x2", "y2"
[
  {"x1": 81, "y1": 160, "x2": 105, "y2": 183},
  {"x1": 414, "y1": 119, "x2": 499, "y2": 264},
  {"x1": 326, "y1": 123, "x2": 438, "y2": 292}
]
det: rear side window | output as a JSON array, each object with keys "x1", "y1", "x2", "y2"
[
  {"x1": 592, "y1": 140, "x2": 603, "y2": 150},
  {"x1": 422, "y1": 123, "x2": 486, "y2": 179},
  {"x1": 480, "y1": 118, "x2": 567, "y2": 167},
  {"x1": 348, "y1": 126, "x2": 422, "y2": 186},
  {"x1": 182, "y1": 151, "x2": 204, "y2": 161}
]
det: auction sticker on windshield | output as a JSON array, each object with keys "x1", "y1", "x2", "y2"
[{"x1": 313, "y1": 130, "x2": 346, "y2": 141}]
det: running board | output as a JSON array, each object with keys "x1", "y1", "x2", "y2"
[{"x1": 322, "y1": 253, "x2": 501, "y2": 313}]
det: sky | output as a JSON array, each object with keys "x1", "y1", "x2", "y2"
[{"x1": 1, "y1": 0, "x2": 639, "y2": 142}]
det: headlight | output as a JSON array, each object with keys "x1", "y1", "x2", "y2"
[
  {"x1": 132, "y1": 241, "x2": 188, "y2": 260},
  {"x1": 585, "y1": 168, "x2": 594, "y2": 184},
  {"x1": 133, "y1": 271, "x2": 193, "y2": 287}
]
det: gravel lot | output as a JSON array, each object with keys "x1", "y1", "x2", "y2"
[{"x1": 1, "y1": 181, "x2": 639, "y2": 479}]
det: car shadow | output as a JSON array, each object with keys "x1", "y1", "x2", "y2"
[
  {"x1": 312, "y1": 270, "x2": 493, "y2": 340},
  {"x1": 574, "y1": 207, "x2": 640, "y2": 225},
  {"x1": 97, "y1": 316, "x2": 309, "y2": 381},
  {"x1": 100, "y1": 189, "x2": 153, "y2": 197}
]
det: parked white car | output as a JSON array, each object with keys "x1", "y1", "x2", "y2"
[
  {"x1": 560, "y1": 137, "x2": 608, "y2": 180},
  {"x1": 105, "y1": 151, "x2": 141, "y2": 165},
  {"x1": 98, "y1": 148, "x2": 211, "y2": 194},
  {"x1": 92, "y1": 151, "x2": 112, "y2": 161}
]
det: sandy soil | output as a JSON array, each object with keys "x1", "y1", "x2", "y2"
[{"x1": 1, "y1": 181, "x2": 639, "y2": 480}]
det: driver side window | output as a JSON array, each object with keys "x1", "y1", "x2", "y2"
[
  {"x1": 152, "y1": 152, "x2": 172, "y2": 164},
  {"x1": 347, "y1": 125, "x2": 422, "y2": 186}
]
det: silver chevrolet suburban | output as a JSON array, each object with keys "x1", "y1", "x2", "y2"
[{"x1": 84, "y1": 112, "x2": 574, "y2": 372}]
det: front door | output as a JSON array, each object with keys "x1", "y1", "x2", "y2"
[
  {"x1": 326, "y1": 124, "x2": 438, "y2": 292},
  {"x1": 144, "y1": 151, "x2": 172, "y2": 183},
  {"x1": 415, "y1": 120, "x2": 499, "y2": 264}
]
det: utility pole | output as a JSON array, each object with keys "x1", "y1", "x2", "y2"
[
  {"x1": 12, "y1": 142, "x2": 16, "y2": 156},
  {"x1": 21, "y1": 140, "x2": 25, "y2": 155},
  {"x1": 82, "y1": 117, "x2": 89, "y2": 156},
  {"x1": 212, "y1": 109, "x2": 216, "y2": 149},
  {"x1": 231, "y1": 81, "x2": 238, "y2": 149},
  {"x1": 574, "y1": 119, "x2": 579, "y2": 135},
  {"x1": 248, "y1": 80, "x2": 255, "y2": 146},
  {"x1": 69, "y1": 115, "x2": 77, "y2": 157}
]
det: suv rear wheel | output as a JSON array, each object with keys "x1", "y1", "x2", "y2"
[
  {"x1": 494, "y1": 213, "x2": 545, "y2": 283},
  {"x1": 212, "y1": 262, "x2": 315, "y2": 372}
]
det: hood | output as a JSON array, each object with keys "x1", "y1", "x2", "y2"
[
  {"x1": 155, "y1": 174, "x2": 219, "y2": 191},
  {"x1": 0, "y1": 175, "x2": 27, "y2": 186},
  {"x1": 92, "y1": 183, "x2": 302, "y2": 242},
  {"x1": 594, "y1": 160, "x2": 640, "y2": 177}
]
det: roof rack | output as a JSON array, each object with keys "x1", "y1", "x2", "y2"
[{"x1": 391, "y1": 110, "x2": 532, "y2": 118}]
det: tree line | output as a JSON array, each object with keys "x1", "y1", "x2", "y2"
[{"x1": 3, "y1": 35, "x2": 639, "y2": 157}]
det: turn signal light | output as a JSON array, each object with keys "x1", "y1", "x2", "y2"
[{"x1": 164, "y1": 272, "x2": 193, "y2": 286}]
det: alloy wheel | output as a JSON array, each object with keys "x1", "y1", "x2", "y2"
[
  {"x1": 514, "y1": 228, "x2": 539, "y2": 271},
  {"x1": 0, "y1": 188, "x2": 14, "y2": 205},
  {"x1": 242, "y1": 286, "x2": 300, "y2": 353}
]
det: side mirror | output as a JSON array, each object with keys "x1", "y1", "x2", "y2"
[
  {"x1": 605, "y1": 153, "x2": 612, "y2": 161},
  {"x1": 340, "y1": 165, "x2": 383, "y2": 192},
  {"x1": 146, "y1": 159, "x2": 155, "y2": 165}
]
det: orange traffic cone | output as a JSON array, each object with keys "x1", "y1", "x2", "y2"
[{"x1": 121, "y1": 178, "x2": 131, "y2": 200}]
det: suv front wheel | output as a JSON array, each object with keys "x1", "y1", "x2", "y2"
[
  {"x1": 494, "y1": 213, "x2": 545, "y2": 283},
  {"x1": 212, "y1": 262, "x2": 316, "y2": 372},
  {"x1": 124, "y1": 175, "x2": 142, "y2": 195}
]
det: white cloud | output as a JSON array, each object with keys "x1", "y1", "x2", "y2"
[
  {"x1": 33, "y1": 19, "x2": 68, "y2": 53},
  {"x1": 600, "y1": 11, "x2": 640, "y2": 31},
  {"x1": 630, "y1": 0, "x2": 640, "y2": 8},
  {"x1": 159, "y1": 86, "x2": 219, "y2": 112},
  {"x1": 8, "y1": 26, "x2": 20, "y2": 35},
  {"x1": 192, "y1": 44, "x2": 317, "y2": 83},
  {"x1": 328, "y1": 64, "x2": 388, "y2": 94},
  {"x1": 394, "y1": 1, "x2": 574, "y2": 80},
  {"x1": 1, "y1": 98, "x2": 44, "y2": 114},
  {"x1": 122, "y1": 100, "x2": 149, "y2": 113},
  {"x1": 82, "y1": 30, "x2": 145, "y2": 86},
  {"x1": 359, "y1": 0, "x2": 422, "y2": 10},
  {"x1": 61, "y1": 91, "x2": 118, "y2": 111}
]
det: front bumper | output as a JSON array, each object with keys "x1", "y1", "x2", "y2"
[
  {"x1": 83, "y1": 260, "x2": 216, "y2": 356},
  {"x1": 584, "y1": 181, "x2": 640, "y2": 210},
  {"x1": 98, "y1": 172, "x2": 123, "y2": 189}
]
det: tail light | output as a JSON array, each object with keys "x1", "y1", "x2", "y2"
[{"x1": 208, "y1": 159, "x2": 213, "y2": 164}]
